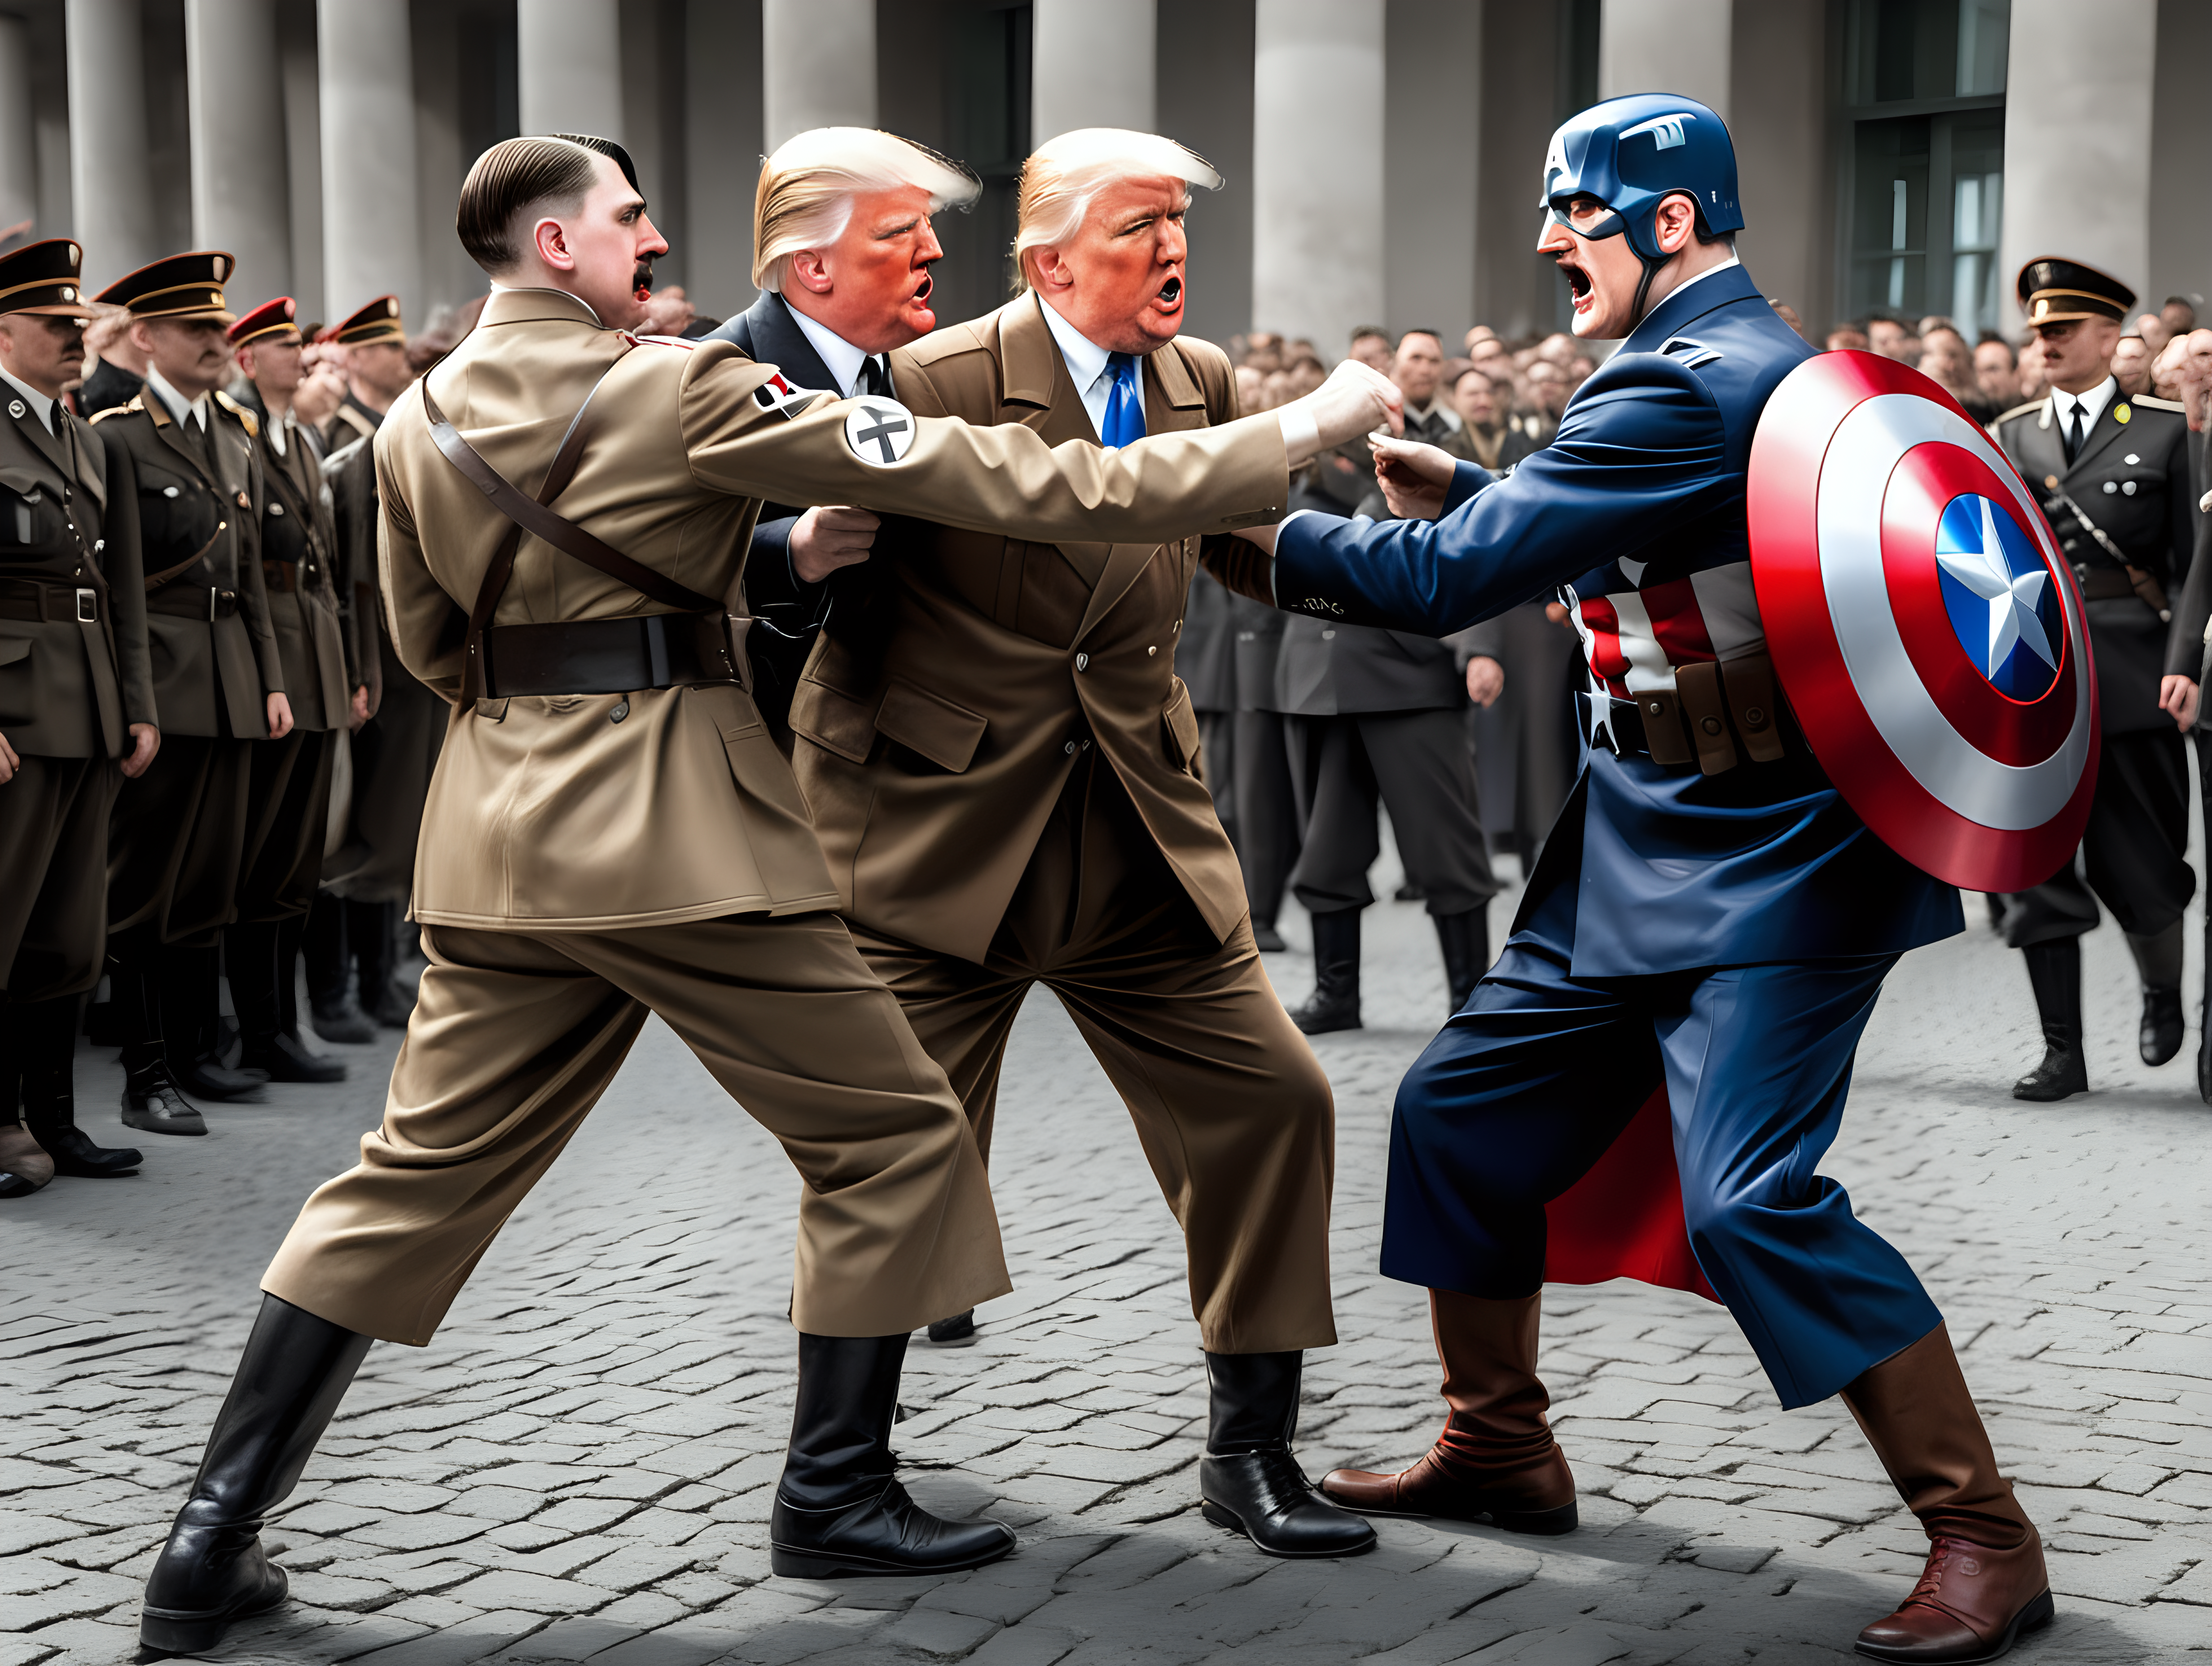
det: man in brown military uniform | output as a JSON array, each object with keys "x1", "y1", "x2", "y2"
[
  {"x1": 787, "y1": 128, "x2": 1372, "y2": 1560},
  {"x1": 93, "y1": 252, "x2": 292, "y2": 1134},
  {"x1": 137, "y1": 134, "x2": 1391, "y2": 1655},
  {"x1": 0, "y1": 239, "x2": 158, "y2": 1196},
  {"x1": 225, "y1": 297, "x2": 358, "y2": 1083}
]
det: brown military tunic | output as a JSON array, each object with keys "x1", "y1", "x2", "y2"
[
  {"x1": 0, "y1": 387, "x2": 154, "y2": 997},
  {"x1": 95, "y1": 386, "x2": 284, "y2": 948},
  {"x1": 789, "y1": 293, "x2": 1338, "y2": 1355}
]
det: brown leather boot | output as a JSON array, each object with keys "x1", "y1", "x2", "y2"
[
  {"x1": 1843, "y1": 1325, "x2": 2053, "y2": 1663},
  {"x1": 1321, "y1": 1289, "x2": 1576, "y2": 1534}
]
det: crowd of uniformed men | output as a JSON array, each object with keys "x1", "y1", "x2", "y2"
[{"x1": 2, "y1": 219, "x2": 2208, "y2": 1201}]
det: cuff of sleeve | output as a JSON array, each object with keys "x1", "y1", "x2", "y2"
[
  {"x1": 1443, "y1": 460, "x2": 1490, "y2": 515},
  {"x1": 1271, "y1": 509, "x2": 1338, "y2": 609},
  {"x1": 1277, "y1": 404, "x2": 1319, "y2": 464}
]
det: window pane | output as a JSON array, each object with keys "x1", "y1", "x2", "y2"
[
  {"x1": 1956, "y1": 0, "x2": 2010, "y2": 96},
  {"x1": 1851, "y1": 116, "x2": 1930, "y2": 319}
]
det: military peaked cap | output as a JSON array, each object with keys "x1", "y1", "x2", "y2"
[
  {"x1": 322, "y1": 294, "x2": 404, "y2": 346},
  {"x1": 2016, "y1": 256, "x2": 2135, "y2": 327},
  {"x1": 95, "y1": 250, "x2": 237, "y2": 322},
  {"x1": 0, "y1": 239, "x2": 95, "y2": 319},
  {"x1": 228, "y1": 295, "x2": 301, "y2": 346}
]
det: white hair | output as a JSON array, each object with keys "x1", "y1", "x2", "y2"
[
  {"x1": 752, "y1": 127, "x2": 980, "y2": 293},
  {"x1": 1014, "y1": 128, "x2": 1222, "y2": 291}
]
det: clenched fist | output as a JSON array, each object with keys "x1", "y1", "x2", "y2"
[{"x1": 790, "y1": 505, "x2": 881, "y2": 585}]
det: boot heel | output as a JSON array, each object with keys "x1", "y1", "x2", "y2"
[
  {"x1": 1491, "y1": 1499, "x2": 1579, "y2": 1536},
  {"x1": 2012, "y1": 1588, "x2": 2055, "y2": 1638},
  {"x1": 769, "y1": 1544, "x2": 848, "y2": 1578},
  {"x1": 140, "y1": 1595, "x2": 277, "y2": 1656},
  {"x1": 1200, "y1": 1499, "x2": 1244, "y2": 1534}
]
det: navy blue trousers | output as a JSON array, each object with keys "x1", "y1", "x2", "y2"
[{"x1": 1384, "y1": 927, "x2": 1943, "y2": 1409}]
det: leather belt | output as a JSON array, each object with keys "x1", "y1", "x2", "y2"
[
  {"x1": 2073, "y1": 566, "x2": 2142, "y2": 602},
  {"x1": 1582, "y1": 652, "x2": 1791, "y2": 776},
  {"x1": 0, "y1": 577, "x2": 98, "y2": 623},
  {"x1": 147, "y1": 583, "x2": 238, "y2": 620},
  {"x1": 479, "y1": 611, "x2": 753, "y2": 700}
]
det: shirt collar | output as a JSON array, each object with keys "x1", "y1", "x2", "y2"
[
  {"x1": 2053, "y1": 375, "x2": 2117, "y2": 432},
  {"x1": 1403, "y1": 395, "x2": 1461, "y2": 431},
  {"x1": 488, "y1": 282, "x2": 603, "y2": 326},
  {"x1": 1038, "y1": 296, "x2": 1118, "y2": 393},
  {"x1": 145, "y1": 365, "x2": 210, "y2": 431},
  {"x1": 1658, "y1": 254, "x2": 1742, "y2": 309},
  {"x1": 778, "y1": 296, "x2": 879, "y2": 399},
  {"x1": 0, "y1": 365, "x2": 56, "y2": 434}
]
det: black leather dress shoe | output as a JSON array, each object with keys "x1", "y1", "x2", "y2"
[
  {"x1": 2013, "y1": 1043, "x2": 2087, "y2": 1103},
  {"x1": 1201, "y1": 1445, "x2": 1378, "y2": 1558},
  {"x1": 926, "y1": 1311, "x2": 976, "y2": 1343},
  {"x1": 239, "y1": 1031, "x2": 348, "y2": 1084},
  {"x1": 123, "y1": 1072, "x2": 207, "y2": 1136},
  {"x1": 770, "y1": 1477, "x2": 1016, "y2": 1578},
  {"x1": 308, "y1": 994, "x2": 377, "y2": 1045},
  {"x1": 177, "y1": 1055, "x2": 268, "y2": 1102},
  {"x1": 35, "y1": 1124, "x2": 141, "y2": 1177},
  {"x1": 2140, "y1": 986, "x2": 2184, "y2": 1067},
  {"x1": 1252, "y1": 922, "x2": 1287, "y2": 953},
  {"x1": 1289, "y1": 910, "x2": 1361, "y2": 1035}
]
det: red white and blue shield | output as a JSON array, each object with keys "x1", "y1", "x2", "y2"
[{"x1": 1748, "y1": 351, "x2": 2098, "y2": 892}]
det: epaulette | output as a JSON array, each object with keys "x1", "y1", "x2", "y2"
[
  {"x1": 1993, "y1": 399, "x2": 2047, "y2": 426},
  {"x1": 213, "y1": 389, "x2": 259, "y2": 438},
  {"x1": 2127, "y1": 395, "x2": 2185, "y2": 414},
  {"x1": 622, "y1": 332, "x2": 695, "y2": 351},
  {"x1": 88, "y1": 397, "x2": 143, "y2": 425}
]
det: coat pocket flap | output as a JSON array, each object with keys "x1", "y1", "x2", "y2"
[
  {"x1": 0, "y1": 636, "x2": 31, "y2": 666},
  {"x1": 789, "y1": 675, "x2": 879, "y2": 765},
  {"x1": 1160, "y1": 679, "x2": 1200, "y2": 770},
  {"x1": 875, "y1": 680, "x2": 987, "y2": 774}
]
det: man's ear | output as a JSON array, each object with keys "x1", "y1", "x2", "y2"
[
  {"x1": 1655, "y1": 194, "x2": 1700, "y2": 256},
  {"x1": 1030, "y1": 247, "x2": 1074, "y2": 293},
  {"x1": 532, "y1": 215, "x2": 573, "y2": 272},
  {"x1": 789, "y1": 250, "x2": 834, "y2": 296},
  {"x1": 130, "y1": 319, "x2": 156, "y2": 357}
]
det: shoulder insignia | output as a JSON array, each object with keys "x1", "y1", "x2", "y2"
[
  {"x1": 843, "y1": 397, "x2": 916, "y2": 465},
  {"x1": 750, "y1": 368, "x2": 813, "y2": 418},
  {"x1": 88, "y1": 397, "x2": 143, "y2": 425},
  {"x1": 214, "y1": 390, "x2": 259, "y2": 437},
  {"x1": 1994, "y1": 399, "x2": 2047, "y2": 426},
  {"x1": 622, "y1": 331, "x2": 696, "y2": 351},
  {"x1": 2129, "y1": 395, "x2": 2185, "y2": 414},
  {"x1": 1659, "y1": 336, "x2": 1724, "y2": 368}
]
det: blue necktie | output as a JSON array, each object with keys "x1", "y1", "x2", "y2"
[{"x1": 1102, "y1": 353, "x2": 1145, "y2": 447}]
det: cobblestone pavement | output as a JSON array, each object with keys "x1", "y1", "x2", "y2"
[{"x1": 6, "y1": 856, "x2": 2208, "y2": 1666}]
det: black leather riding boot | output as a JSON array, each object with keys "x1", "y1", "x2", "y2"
[
  {"x1": 303, "y1": 896, "x2": 375, "y2": 1043},
  {"x1": 2126, "y1": 924, "x2": 2185, "y2": 1067},
  {"x1": 162, "y1": 945, "x2": 267, "y2": 1101},
  {"x1": 2014, "y1": 939, "x2": 2088, "y2": 1102},
  {"x1": 17, "y1": 995, "x2": 140, "y2": 1176},
  {"x1": 114, "y1": 954, "x2": 206, "y2": 1137},
  {"x1": 770, "y1": 1333, "x2": 1016, "y2": 1578},
  {"x1": 140, "y1": 1295, "x2": 373, "y2": 1655},
  {"x1": 1434, "y1": 908, "x2": 1489, "y2": 1014},
  {"x1": 1289, "y1": 909, "x2": 1361, "y2": 1035},
  {"x1": 229, "y1": 922, "x2": 347, "y2": 1083},
  {"x1": 1199, "y1": 1351, "x2": 1376, "y2": 1558}
]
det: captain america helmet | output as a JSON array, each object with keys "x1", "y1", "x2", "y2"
[{"x1": 1539, "y1": 93, "x2": 1744, "y2": 264}]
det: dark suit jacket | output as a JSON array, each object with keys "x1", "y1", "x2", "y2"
[{"x1": 1994, "y1": 390, "x2": 2196, "y2": 732}]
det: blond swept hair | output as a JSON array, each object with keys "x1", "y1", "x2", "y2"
[
  {"x1": 1014, "y1": 128, "x2": 1222, "y2": 292},
  {"x1": 751, "y1": 128, "x2": 979, "y2": 293}
]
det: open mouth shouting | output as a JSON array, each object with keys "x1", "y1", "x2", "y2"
[
  {"x1": 632, "y1": 260, "x2": 656, "y2": 303},
  {"x1": 1154, "y1": 273, "x2": 1184, "y2": 314},
  {"x1": 911, "y1": 269, "x2": 933, "y2": 307},
  {"x1": 1558, "y1": 258, "x2": 1593, "y2": 311}
]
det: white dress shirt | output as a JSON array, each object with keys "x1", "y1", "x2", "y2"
[
  {"x1": 782, "y1": 298, "x2": 890, "y2": 399},
  {"x1": 1038, "y1": 297, "x2": 1125, "y2": 442},
  {"x1": 2050, "y1": 375, "x2": 2117, "y2": 451},
  {"x1": 145, "y1": 365, "x2": 211, "y2": 432},
  {"x1": 0, "y1": 365, "x2": 57, "y2": 434}
]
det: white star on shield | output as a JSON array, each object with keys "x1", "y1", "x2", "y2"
[{"x1": 1935, "y1": 497, "x2": 2057, "y2": 681}]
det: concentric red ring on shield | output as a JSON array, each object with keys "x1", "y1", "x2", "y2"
[{"x1": 1747, "y1": 349, "x2": 2099, "y2": 894}]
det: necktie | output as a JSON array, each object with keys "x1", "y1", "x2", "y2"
[
  {"x1": 858, "y1": 356, "x2": 891, "y2": 399},
  {"x1": 2063, "y1": 399, "x2": 2085, "y2": 464},
  {"x1": 1101, "y1": 353, "x2": 1145, "y2": 447}
]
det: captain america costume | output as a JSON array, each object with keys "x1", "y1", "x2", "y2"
[{"x1": 1270, "y1": 260, "x2": 1964, "y2": 1409}]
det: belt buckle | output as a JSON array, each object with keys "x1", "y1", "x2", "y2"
[{"x1": 75, "y1": 587, "x2": 96, "y2": 623}]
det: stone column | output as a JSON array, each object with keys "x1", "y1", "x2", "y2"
[
  {"x1": 185, "y1": 0, "x2": 292, "y2": 306},
  {"x1": 1252, "y1": 0, "x2": 1383, "y2": 355},
  {"x1": 1385, "y1": 0, "x2": 1479, "y2": 348},
  {"x1": 0, "y1": 15, "x2": 36, "y2": 238},
  {"x1": 1033, "y1": 0, "x2": 1154, "y2": 140},
  {"x1": 1999, "y1": 0, "x2": 2156, "y2": 328},
  {"x1": 316, "y1": 0, "x2": 420, "y2": 324},
  {"x1": 1598, "y1": 0, "x2": 1733, "y2": 119},
  {"x1": 761, "y1": 0, "x2": 873, "y2": 153},
  {"x1": 517, "y1": 0, "x2": 624, "y2": 140},
  {"x1": 65, "y1": 0, "x2": 158, "y2": 289}
]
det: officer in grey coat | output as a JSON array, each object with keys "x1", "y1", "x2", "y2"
[{"x1": 1994, "y1": 257, "x2": 2200, "y2": 1103}]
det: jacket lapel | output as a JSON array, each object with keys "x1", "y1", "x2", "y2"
[
  {"x1": 146, "y1": 396, "x2": 227, "y2": 495},
  {"x1": 2013, "y1": 399, "x2": 2064, "y2": 487},
  {"x1": 8, "y1": 399, "x2": 70, "y2": 479},
  {"x1": 2062, "y1": 395, "x2": 2132, "y2": 479},
  {"x1": 740, "y1": 292, "x2": 843, "y2": 395},
  {"x1": 999, "y1": 296, "x2": 1114, "y2": 591},
  {"x1": 1075, "y1": 342, "x2": 1209, "y2": 644}
]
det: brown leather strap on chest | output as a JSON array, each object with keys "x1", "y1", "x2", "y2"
[{"x1": 421, "y1": 344, "x2": 724, "y2": 701}]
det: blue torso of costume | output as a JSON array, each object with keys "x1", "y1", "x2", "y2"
[{"x1": 1272, "y1": 265, "x2": 1963, "y2": 976}]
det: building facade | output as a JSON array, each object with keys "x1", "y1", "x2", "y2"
[{"x1": 3, "y1": 0, "x2": 2205, "y2": 353}]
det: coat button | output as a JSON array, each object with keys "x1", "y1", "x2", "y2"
[
  {"x1": 1321, "y1": 628, "x2": 1336, "y2": 640},
  {"x1": 2103, "y1": 481, "x2": 2118, "y2": 494},
  {"x1": 1700, "y1": 716, "x2": 1723, "y2": 736},
  {"x1": 2122, "y1": 480, "x2": 2137, "y2": 495},
  {"x1": 1074, "y1": 653, "x2": 1089, "y2": 671},
  {"x1": 1744, "y1": 706, "x2": 1766, "y2": 728},
  {"x1": 270, "y1": 503, "x2": 285, "y2": 515},
  {"x1": 1146, "y1": 644, "x2": 1157, "y2": 656},
  {"x1": 610, "y1": 699, "x2": 630, "y2": 723},
  {"x1": 1646, "y1": 699, "x2": 1663, "y2": 715}
]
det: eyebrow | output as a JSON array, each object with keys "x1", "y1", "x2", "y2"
[{"x1": 871, "y1": 215, "x2": 922, "y2": 239}]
